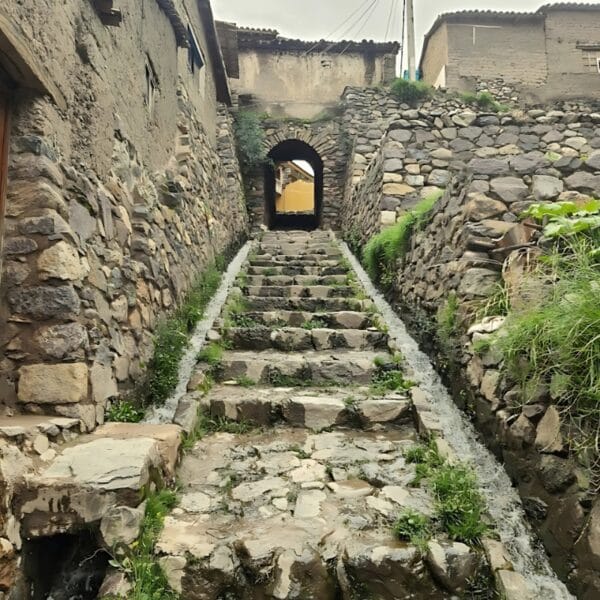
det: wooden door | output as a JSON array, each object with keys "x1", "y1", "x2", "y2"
[{"x1": 0, "y1": 93, "x2": 9, "y2": 283}]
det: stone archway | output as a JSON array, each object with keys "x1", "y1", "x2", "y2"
[{"x1": 264, "y1": 139, "x2": 323, "y2": 230}]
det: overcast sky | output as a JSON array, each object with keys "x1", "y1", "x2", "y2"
[{"x1": 212, "y1": 0, "x2": 600, "y2": 65}]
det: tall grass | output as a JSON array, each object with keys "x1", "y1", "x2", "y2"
[
  {"x1": 496, "y1": 237, "x2": 600, "y2": 465},
  {"x1": 390, "y1": 78, "x2": 432, "y2": 105},
  {"x1": 363, "y1": 190, "x2": 443, "y2": 289}
]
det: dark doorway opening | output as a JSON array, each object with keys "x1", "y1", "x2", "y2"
[
  {"x1": 264, "y1": 139, "x2": 323, "y2": 230},
  {"x1": 21, "y1": 530, "x2": 109, "y2": 599}
]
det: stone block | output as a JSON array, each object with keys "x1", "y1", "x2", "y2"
[
  {"x1": 18, "y1": 363, "x2": 88, "y2": 404},
  {"x1": 38, "y1": 241, "x2": 86, "y2": 281}
]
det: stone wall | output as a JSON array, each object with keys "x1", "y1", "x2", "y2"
[
  {"x1": 0, "y1": 1, "x2": 248, "y2": 428},
  {"x1": 340, "y1": 88, "x2": 600, "y2": 598},
  {"x1": 244, "y1": 118, "x2": 349, "y2": 230}
]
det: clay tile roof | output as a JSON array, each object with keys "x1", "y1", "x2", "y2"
[
  {"x1": 538, "y1": 3, "x2": 600, "y2": 11},
  {"x1": 236, "y1": 27, "x2": 399, "y2": 54}
]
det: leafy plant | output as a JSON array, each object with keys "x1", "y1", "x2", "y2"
[
  {"x1": 371, "y1": 368, "x2": 412, "y2": 395},
  {"x1": 301, "y1": 317, "x2": 329, "y2": 330},
  {"x1": 393, "y1": 509, "x2": 431, "y2": 549},
  {"x1": 113, "y1": 489, "x2": 179, "y2": 599},
  {"x1": 107, "y1": 400, "x2": 144, "y2": 423},
  {"x1": 363, "y1": 190, "x2": 443, "y2": 289},
  {"x1": 236, "y1": 376, "x2": 257, "y2": 387},
  {"x1": 523, "y1": 199, "x2": 600, "y2": 239},
  {"x1": 390, "y1": 78, "x2": 432, "y2": 106},
  {"x1": 182, "y1": 409, "x2": 255, "y2": 451},
  {"x1": 234, "y1": 110, "x2": 268, "y2": 179}
]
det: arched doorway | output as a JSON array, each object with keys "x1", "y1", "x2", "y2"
[{"x1": 264, "y1": 139, "x2": 323, "y2": 230}]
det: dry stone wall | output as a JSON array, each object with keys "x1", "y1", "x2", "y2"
[
  {"x1": 340, "y1": 87, "x2": 600, "y2": 598},
  {"x1": 0, "y1": 85, "x2": 247, "y2": 429}
]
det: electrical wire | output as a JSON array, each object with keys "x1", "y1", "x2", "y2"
[
  {"x1": 322, "y1": 0, "x2": 379, "y2": 53},
  {"x1": 303, "y1": 0, "x2": 374, "y2": 55},
  {"x1": 384, "y1": 0, "x2": 399, "y2": 42},
  {"x1": 338, "y1": 0, "x2": 381, "y2": 56}
]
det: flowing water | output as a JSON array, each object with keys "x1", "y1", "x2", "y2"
[
  {"x1": 339, "y1": 239, "x2": 575, "y2": 599},
  {"x1": 145, "y1": 240, "x2": 254, "y2": 425}
]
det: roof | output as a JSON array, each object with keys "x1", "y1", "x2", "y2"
[
  {"x1": 237, "y1": 27, "x2": 399, "y2": 55},
  {"x1": 419, "y1": 2, "x2": 600, "y2": 71},
  {"x1": 197, "y1": 0, "x2": 231, "y2": 105}
]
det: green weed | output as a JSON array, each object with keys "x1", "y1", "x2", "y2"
[
  {"x1": 107, "y1": 399, "x2": 144, "y2": 423},
  {"x1": 363, "y1": 191, "x2": 443, "y2": 290},
  {"x1": 197, "y1": 342, "x2": 224, "y2": 366},
  {"x1": 393, "y1": 509, "x2": 431, "y2": 550},
  {"x1": 390, "y1": 78, "x2": 432, "y2": 106},
  {"x1": 301, "y1": 317, "x2": 329, "y2": 330},
  {"x1": 235, "y1": 376, "x2": 257, "y2": 387}
]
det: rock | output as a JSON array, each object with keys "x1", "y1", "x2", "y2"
[
  {"x1": 382, "y1": 182, "x2": 415, "y2": 196},
  {"x1": 8, "y1": 284, "x2": 80, "y2": 320},
  {"x1": 539, "y1": 455, "x2": 576, "y2": 493},
  {"x1": 489, "y1": 177, "x2": 529, "y2": 204},
  {"x1": 425, "y1": 169, "x2": 449, "y2": 187},
  {"x1": 3, "y1": 236, "x2": 38, "y2": 255},
  {"x1": 334, "y1": 312, "x2": 368, "y2": 329},
  {"x1": 18, "y1": 363, "x2": 88, "y2": 404},
  {"x1": 294, "y1": 489, "x2": 326, "y2": 518},
  {"x1": 69, "y1": 201, "x2": 97, "y2": 243},
  {"x1": 465, "y1": 193, "x2": 507, "y2": 220},
  {"x1": 535, "y1": 406, "x2": 564, "y2": 453},
  {"x1": 38, "y1": 241, "x2": 85, "y2": 281},
  {"x1": 90, "y1": 363, "x2": 118, "y2": 405},
  {"x1": 383, "y1": 159, "x2": 404, "y2": 173},
  {"x1": 467, "y1": 158, "x2": 510, "y2": 176},
  {"x1": 358, "y1": 399, "x2": 410, "y2": 426},
  {"x1": 232, "y1": 477, "x2": 287, "y2": 502},
  {"x1": 98, "y1": 570, "x2": 132, "y2": 598},
  {"x1": 327, "y1": 480, "x2": 373, "y2": 498},
  {"x1": 509, "y1": 152, "x2": 549, "y2": 174},
  {"x1": 585, "y1": 150, "x2": 600, "y2": 171},
  {"x1": 180, "y1": 492, "x2": 212, "y2": 513},
  {"x1": 453, "y1": 111, "x2": 477, "y2": 127},
  {"x1": 283, "y1": 396, "x2": 347, "y2": 431},
  {"x1": 40, "y1": 437, "x2": 162, "y2": 492},
  {"x1": 289, "y1": 459, "x2": 327, "y2": 483},
  {"x1": 575, "y1": 497, "x2": 600, "y2": 571},
  {"x1": 496, "y1": 569, "x2": 535, "y2": 600},
  {"x1": 481, "y1": 538, "x2": 512, "y2": 572},
  {"x1": 532, "y1": 175, "x2": 563, "y2": 201},
  {"x1": 34, "y1": 323, "x2": 89, "y2": 360},
  {"x1": 100, "y1": 505, "x2": 143, "y2": 547},
  {"x1": 32, "y1": 435, "x2": 49, "y2": 455},
  {"x1": 92, "y1": 423, "x2": 183, "y2": 476},
  {"x1": 159, "y1": 556, "x2": 187, "y2": 594},
  {"x1": 425, "y1": 540, "x2": 479, "y2": 592},
  {"x1": 565, "y1": 171, "x2": 600, "y2": 194},
  {"x1": 458, "y1": 268, "x2": 501, "y2": 297},
  {"x1": 480, "y1": 370, "x2": 501, "y2": 404}
]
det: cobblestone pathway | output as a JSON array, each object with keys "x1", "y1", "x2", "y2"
[{"x1": 157, "y1": 231, "x2": 491, "y2": 599}]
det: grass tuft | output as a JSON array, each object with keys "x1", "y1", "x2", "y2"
[
  {"x1": 390, "y1": 78, "x2": 433, "y2": 105},
  {"x1": 363, "y1": 191, "x2": 443, "y2": 290},
  {"x1": 393, "y1": 509, "x2": 431, "y2": 550}
]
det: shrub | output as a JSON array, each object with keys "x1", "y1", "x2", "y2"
[
  {"x1": 390, "y1": 79, "x2": 432, "y2": 106},
  {"x1": 197, "y1": 342, "x2": 224, "y2": 366},
  {"x1": 233, "y1": 110, "x2": 268, "y2": 179},
  {"x1": 363, "y1": 190, "x2": 443, "y2": 289},
  {"x1": 107, "y1": 400, "x2": 144, "y2": 423}
]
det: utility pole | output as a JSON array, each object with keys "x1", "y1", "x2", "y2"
[{"x1": 406, "y1": 0, "x2": 416, "y2": 80}]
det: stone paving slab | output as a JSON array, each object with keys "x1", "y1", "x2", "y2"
[{"x1": 158, "y1": 428, "x2": 482, "y2": 599}]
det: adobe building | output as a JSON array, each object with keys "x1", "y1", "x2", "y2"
[
  {"x1": 0, "y1": 0, "x2": 248, "y2": 431},
  {"x1": 420, "y1": 2, "x2": 600, "y2": 102},
  {"x1": 217, "y1": 23, "x2": 400, "y2": 119}
]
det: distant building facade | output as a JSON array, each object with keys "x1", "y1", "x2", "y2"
[
  {"x1": 217, "y1": 24, "x2": 399, "y2": 119},
  {"x1": 420, "y1": 3, "x2": 600, "y2": 102}
]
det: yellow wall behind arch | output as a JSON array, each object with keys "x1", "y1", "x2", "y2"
[{"x1": 276, "y1": 180, "x2": 315, "y2": 213}]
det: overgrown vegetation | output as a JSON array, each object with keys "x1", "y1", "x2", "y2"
[
  {"x1": 137, "y1": 260, "x2": 224, "y2": 411},
  {"x1": 393, "y1": 509, "x2": 431, "y2": 550},
  {"x1": 402, "y1": 439, "x2": 489, "y2": 544},
  {"x1": 182, "y1": 409, "x2": 255, "y2": 451},
  {"x1": 363, "y1": 190, "x2": 443, "y2": 289},
  {"x1": 390, "y1": 78, "x2": 432, "y2": 106},
  {"x1": 301, "y1": 317, "x2": 329, "y2": 330},
  {"x1": 107, "y1": 400, "x2": 144, "y2": 423},
  {"x1": 111, "y1": 489, "x2": 179, "y2": 599},
  {"x1": 436, "y1": 292, "x2": 459, "y2": 352},
  {"x1": 234, "y1": 110, "x2": 268, "y2": 180},
  {"x1": 459, "y1": 91, "x2": 509, "y2": 113},
  {"x1": 371, "y1": 354, "x2": 413, "y2": 395},
  {"x1": 489, "y1": 200, "x2": 600, "y2": 474}
]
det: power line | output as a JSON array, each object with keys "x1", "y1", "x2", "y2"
[
  {"x1": 339, "y1": 0, "x2": 381, "y2": 56},
  {"x1": 384, "y1": 0, "x2": 399, "y2": 42},
  {"x1": 329, "y1": 0, "x2": 379, "y2": 48},
  {"x1": 303, "y1": 0, "x2": 374, "y2": 55}
]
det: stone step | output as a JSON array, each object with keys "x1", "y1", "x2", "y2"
[
  {"x1": 247, "y1": 265, "x2": 348, "y2": 276},
  {"x1": 211, "y1": 349, "x2": 381, "y2": 385},
  {"x1": 157, "y1": 428, "x2": 485, "y2": 599},
  {"x1": 204, "y1": 385, "x2": 410, "y2": 430},
  {"x1": 16, "y1": 423, "x2": 182, "y2": 539},
  {"x1": 243, "y1": 285, "x2": 355, "y2": 299},
  {"x1": 222, "y1": 326, "x2": 389, "y2": 352},
  {"x1": 219, "y1": 310, "x2": 377, "y2": 330},
  {"x1": 244, "y1": 274, "x2": 348, "y2": 287},
  {"x1": 253, "y1": 253, "x2": 343, "y2": 262},
  {"x1": 258, "y1": 245, "x2": 340, "y2": 257},
  {"x1": 249, "y1": 258, "x2": 342, "y2": 268},
  {"x1": 244, "y1": 296, "x2": 370, "y2": 312}
]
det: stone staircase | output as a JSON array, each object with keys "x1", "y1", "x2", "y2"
[{"x1": 156, "y1": 231, "x2": 494, "y2": 599}]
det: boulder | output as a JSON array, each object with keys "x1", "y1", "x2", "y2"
[
  {"x1": 467, "y1": 158, "x2": 510, "y2": 176},
  {"x1": 534, "y1": 406, "x2": 564, "y2": 453},
  {"x1": 490, "y1": 177, "x2": 529, "y2": 204},
  {"x1": 283, "y1": 396, "x2": 347, "y2": 431},
  {"x1": 425, "y1": 541, "x2": 479, "y2": 592},
  {"x1": 38, "y1": 241, "x2": 85, "y2": 281},
  {"x1": 8, "y1": 284, "x2": 81, "y2": 320},
  {"x1": 100, "y1": 505, "x2": 143, "y2": 547},
  {"x1": 532, "y1": 175, "x2": 563, "y2": 201}
]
